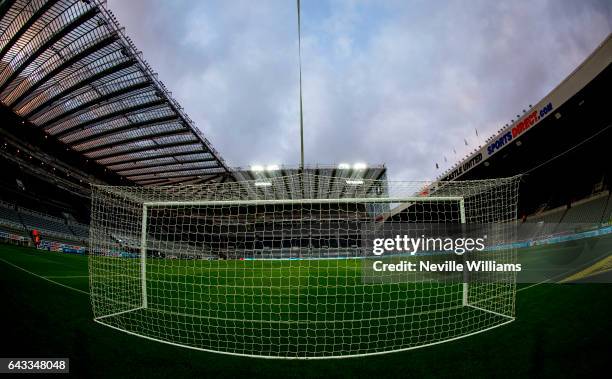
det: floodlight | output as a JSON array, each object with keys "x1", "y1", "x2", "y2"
[
  {"x1": 251, "y1": 165, "x2": 264, "y2": 172},
  {"x1": 353, "y1": 163, "x2": 367, "y2": 170},
  {"x1": 266, "y1": 165, "x2": 280, "y2": 171},
  {"x1": 338, "y1": 163, "x2": 351, "y2": 169}
]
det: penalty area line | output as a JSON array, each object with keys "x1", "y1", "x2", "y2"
[
  {"x1": 44, "y1": 275, "x2": 89, "y2": 278},
  {"x1": 517, "y1": 251, "x2": 612, "y2": 293},
  {"x1": 0, "y1": 257, "x2": 89, "y2": 295}
]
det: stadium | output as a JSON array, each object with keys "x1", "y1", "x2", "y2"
[{"x1": 0, "y1": 0, "x2": 610, "y2": 377}]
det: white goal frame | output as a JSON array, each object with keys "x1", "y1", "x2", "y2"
[
  {"x1": 90, "y1": 174, "x2": 519, "y2": 359},
  {"x1": 138, "y1": 196, "x2": 469, "y2": 313}
]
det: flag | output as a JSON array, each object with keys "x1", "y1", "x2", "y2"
[
  {"x1": 464, "y1": 139, "x2": 468, "y2": 146},
  {"x1": 475, "y1": 128, "x2": 479, "y2": 137},
  {"x1": 453, "y1": 148, "x2": 457, "y2": 154},
  {"x1": 435, "y1": 163, "x2": 439, "y2": 169},
  {"x1": 444, "y1": 156, "x2": 447, "y2": 163}
]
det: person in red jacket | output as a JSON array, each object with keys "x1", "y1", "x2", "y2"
[{"x1": 31, "y1": 229, "x2": 41, "y2": 247}]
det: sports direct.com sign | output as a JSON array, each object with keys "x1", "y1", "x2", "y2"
[
  {"x1": 442, "y1": 102, "x2": 553, "y2": 181},
  {"x1": 487, "y1": 102, "x2": 553, "y2": 156}
]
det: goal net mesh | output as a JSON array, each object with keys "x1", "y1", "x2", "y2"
[{"x1": 89, "y1": 173, "x2": 520, "y2": 358}]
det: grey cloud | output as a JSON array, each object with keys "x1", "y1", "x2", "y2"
[{"x1": 108, "y1": 0, "x2": 611, "y2": 181}]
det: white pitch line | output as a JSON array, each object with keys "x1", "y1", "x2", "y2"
[
  {"x1": 517, "y1": 252, "x2": 612, "y2": 293},
  {"x1": 0, "y1": 257, "x2": 89, "y2": 295},
  {"x1": 44, "y1": 275, "x2": 89, "y2": 279},
  {"x1": 517, "y1": 280, "x2": 550, "y2": 293}
]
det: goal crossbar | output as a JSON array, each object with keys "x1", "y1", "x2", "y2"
[{"x1": 143, "y1": 196, "x2": 465, "y2": 208}]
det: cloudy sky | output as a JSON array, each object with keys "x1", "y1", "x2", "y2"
[{"x1": 108, "y1": 0, "x2": 611, "y2": 181}]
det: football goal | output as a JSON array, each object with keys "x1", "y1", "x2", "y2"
[{"x1": 89, "y1": 173, "x2": 520, "y2": 358}]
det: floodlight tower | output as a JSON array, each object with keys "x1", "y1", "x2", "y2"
[{"x1": 297, "y1": 0, "x2": 305, "y2": 171}]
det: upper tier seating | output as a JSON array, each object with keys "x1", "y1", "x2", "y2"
[
  {"x1": 563, "y1": 192, "x2": 609, "y2": 224},
  {"x1": 18, "y1": 208, "x2": 73, "y2": 237},
  {"x1": 69, "y1": 222, "x2": 89, "y2": 239},
  {"x1": 0, "y1": 201, "x2": 24, "y2": 230},
  {"x1": 600, "y1": 194, "x2": 612, "y2": 224}
]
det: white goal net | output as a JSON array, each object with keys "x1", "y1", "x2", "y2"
[{"x1": 89, "y1": 173, "x2": 520, "y2": 358}]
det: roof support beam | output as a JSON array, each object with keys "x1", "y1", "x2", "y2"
[
  {"x1": 170, "y1": 176, "x2": 217, "y2": 186},
  {"x1": 51, "y1": 99, "x2": 166, "y2": 138},
  {"x1": 68, "y1": 115, "x2": 179, "y2": 145},
  {"x1": 112, "y1": 156, "x2": 217, "y2": 172},
  {"x1": 133, "y1": 172, "x2": 223, "y2": 183},
  {"x1": 136, "y1": 178, "x2": 176, "y2": 186},
  {"x1": 124, "y1": 164, "x2": 219, "y2": 178},
  {"x1": 200, "y1": 174, "x2": 226, "y2": 184},
  {"x1": 0, "y1": 0, "x2": 60, "y2": 63},
  {"x1": 92, "y1": 139, "x2": 200, "y2": 161},
  {"x1": 140, "y1": 174, "x2": 223, "y2": 186},
  {"x1": 374, "y1": 169, "x2": 386, "y2": 181},
  {"x1": 104, "y1": 150, "x2": 212, "y2": 166},
  {"x1": 0, "y1": 7, "x2": 99, "y2": 94},
  {"x1": 39, "y1": 80, "x2": 150, "y2": 127},
  {"x1": 9, "y1": 34, "x2": 119, "y2": 109},
  {"x1": 80, "y1": 128, "x2": 190, "y2": 154},
  {"x1": 137, "y1": 177, "x2": 193, "y2": 186},
  {"x1": 25, "y1": 58, "x2": 136, "y2": 119}
]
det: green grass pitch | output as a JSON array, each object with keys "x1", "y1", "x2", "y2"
[
  {"x1": 1, "y1": 242, "x2": 611, "y2": 377},
  {"x1": 92, "y1": 256, "x2": 510, "y2": 358}
]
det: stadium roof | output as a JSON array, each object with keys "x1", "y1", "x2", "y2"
[
  {"x1": 97, "y1": 165, "x2": 389, "y2": 203},
  {"x1": 231, "y1": 165, "x2": 388, "y2": 197},
  {"x1": 0, "y1": 0, "x2": 231, "y2": 186}
]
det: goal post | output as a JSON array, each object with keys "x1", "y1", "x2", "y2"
[
  {"x1": 90, "y1": 173, "x2": 520, "y2": 359},
  {"x1": 140, "y1": 205, "x2": 148, "y2": 309},
  {"x1": 137, "y1": 196, "x2": 469, "y2": 311},
  {"x1": 459, "y1": 198, "x2": 468, "y2": 306}
]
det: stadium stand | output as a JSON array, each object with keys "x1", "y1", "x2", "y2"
[
  {"x1": 437, "y1": 34, "x2": 611, "y2": 222},
  {"x1": 0, "y1": 200, "x2": 25, "y2": 229},
  {"x1": 563, "y1": 191, "x2": 609, "y2": 224},
  {"x1": 68, "y1": 222, "x2": 89, "y2": 239},
  {"x1": 515, "y1": 191, "x2": 612, "y2": 243},
  {"x1": 0, "y1": 197, "x2": 88, "y2": 247},
  {"x1": 0, "y1": 202, "x2": 30, "y2": 247},
  {"x1": 603, "y1": 195, "x2": 612, "y2": 224},
  {"x1": 527, "y1": 205, "x2": 568, "y2": 224},
  {"x1": 18, "y1": 208, "x2": 74, "y2": 239},
  {"x1": 8, "y1": 186, "x2": 610, "y2": 253}
]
